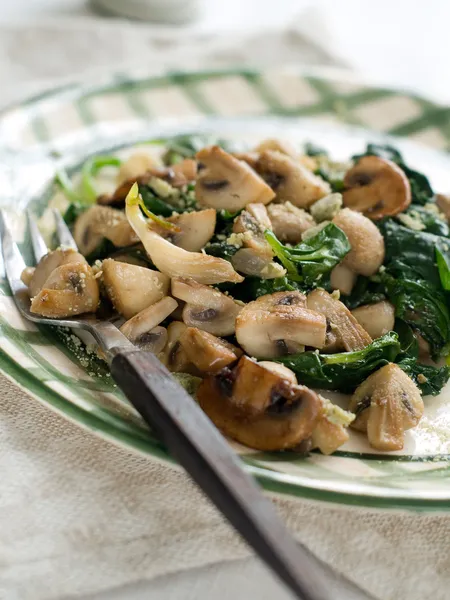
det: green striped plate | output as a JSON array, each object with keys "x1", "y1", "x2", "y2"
[{"x1": 2, "y1": 66, "x2": 450, "y2": 511}]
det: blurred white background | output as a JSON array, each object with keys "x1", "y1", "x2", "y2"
[{"x1": 2, "y1": 0, "x2": 450, "y2": 103}]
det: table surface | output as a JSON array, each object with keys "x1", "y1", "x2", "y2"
[{"x1": 3, "y1": 2, "x2": 450, "y2": 600}]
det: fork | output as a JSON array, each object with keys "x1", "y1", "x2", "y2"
[{"x1": 0, "y1": 208, "x2": 373, "y2": 600}]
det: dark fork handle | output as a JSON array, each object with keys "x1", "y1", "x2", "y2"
[{"x1": 111, "y1": 349, "x2": 372, "y2": 600}]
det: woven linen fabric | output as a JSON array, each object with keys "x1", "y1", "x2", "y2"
[
  {"x1": 1, "y1": 17, "x2": 450, "y2": 600},
  {"x1": 2, "y1": 368, "x2": 450, "y2": 600}
]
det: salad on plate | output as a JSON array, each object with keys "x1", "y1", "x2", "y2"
[{"x1": 21, "y1": 135, "x2": 450, "y2": 455}]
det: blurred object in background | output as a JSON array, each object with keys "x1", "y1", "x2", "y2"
[{"x1": 91, "y1": 0, "x2": 201, "y2": 24}]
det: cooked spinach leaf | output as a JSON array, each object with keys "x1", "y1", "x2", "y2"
[
  {"x1": 265, "y1": 223, "x2": 350, "y2": 288},
  {"x1": 214, "y1": 209, "x2": 241, "y2": 238},
  {"x1": 382, "y1": 274, "x2": 450, "y2": 359},
  {"x1": 397, "y1": 357, "x2": 450, "y2": 396},
  {"x1": 399, "y1": 206, "x2": 449, "y2": 237},
  {"x1": 139, "y1": 184, "x2": 196, "y2": 217},
  {"x1": 85, "y1": 238, "x2": 117, "y2": 263},
  {"x1": 394, "y1": 320, "x2": 450, "y2": 395},
  {"x1": 139, "y1": 186, "x2": 175, "y2": 217},
  {"x1": 63, "y1": 203, "x2": 85, "y2": 227},
  {"x1": 340, "y1": 275, "x2": 386, "y2": 310},
  {"x1": 204, "y1": 241, "x2": 239, "y2": 261},
  {"x1": 402, "y1": 164, "x2": 434, "y2": 205},
  {"x1": 436, "y1": 247, "x2": 450, "y2": 291},
  {"x1": 275, "y1": 332, "x2": 401, "y2": 392},
  {"x1": 380, "y1": 219, "x2": 450, "y2": 288},
  {"x1": 377, "y1": 219, "x2": 450, "y2": 357},
  {"x1": 304, "y1": 142, "x2": 328, "y2": 157}
]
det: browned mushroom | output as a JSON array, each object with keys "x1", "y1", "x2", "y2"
[
  {"x1": 306, "y1": 288, "x2": 372, "y2": 351},
  {"x1": 329, "y1": 264, "x2": 357, "y2": 297},
  {"x1": 266, "y1": 202, "x2": 315, "y2": 244},
  {"x1": 330, "y1": 208, "x2": 385, "y2": 294},
  {"x1": 98, "y1": 158, "x2": 198, "y2": 207},
  {"x1": 255, "y1": 150, "x2": 331, "y2": 208},
  {"x1": 436, "y1": 194, "x2": 450, "y2": 222},
  {"x1": 161, "y1": 321, "x2": 195, "y2": 373},
  {"x1": 119, "y1": 296, "x2": 178, "y2": 351},
  {"x1": 310, "y1": 395, "x2": 355, "y2": 455},
  {"x1": 197, "y1": 356, "x2": 321, "y2": 451},
  {"x1": 73, "y1": 205, "x2": 139, "y2": 256},
  {"x1": 30, "y1": 262, "x2": 99, "y2": 318},
  {"x1": 232, "y1": 206, "x2": 273, "y2": 259},
  {"x1": 255, "y1": 138, "x2": 298, "y2": 158},
  {"x1": 150, "y1": 209, "x2": 216, "y2": 252},
  {"x1": 343, "y1": 155, "x2": 411, "y2": 219},
  {"x1": 102, "y1": 259, "x2": 169, "y2": 319},
  {"x1": 26, "y1": 248, "x2": 88, "y2": 298},
  {"x1": 195, "y1": 146, "x2": 275, "y2": 211},
  {"x1": 351, "y1": 301, "x2": 395, "y2": 339},
  {"x1": 116, "y1": 151, "x2": 160, "y2": 186},
  {"x1": 349, "y1": 363, "x2": 423, "y2": 451},
  {"x1": 171, "y1": 276, "x2": 243, "y2": 336},
  {"x1": 235, "y1": 291, "x2": 326, "y2": 358},
  {"x1": 257, "y1": 361, "x2": 297, "y2": 385},
  {"x1": 178, "y1": 327, "x2": 242, "y2": 374}
]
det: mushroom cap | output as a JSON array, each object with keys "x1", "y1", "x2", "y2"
[
  {"x1": 255, "y1": 138, "x2": 299, "y2": 159},
  {"x1": 436, "y1": 194, "x2": 450, "y2": 221},
  {"x1": 256, "y1": 150, "x2": 331, "y2": 208},
  {"x1": 30, "y1": 262, "x2": 99, "y2": 318},
  {"x1": 178, "y1": 327, "x2": 242, "y2": 374},
  {"x1": 102, "y1": 259, "x2": 170, "y2": 320},
  {"x1": 195, "y1": 146, "x2": 275, "y2": 211},
  {"x1": 197, "y1": 356, "x2": 321, "y2": 451},
  {"x1": 257, "y1": 361, "x2": 297, "y2": 385},
  {"x1": 124, "y1": 325, "x2": 168, "y2": 354},
  {"x1": 343, "y1": 155, "x2": 411, "y2": 220},
  {"x1": 163, "y1": 209, "x2": 216, "y2": 252},
  {"x1": 74, "y1": 205, "x2": 138, "y2": 256},
  {"x1": 120, "y1": 296, "x2": 178, "y2": 343},
  {"x1": 28, "y1": 248, "x2": 87, "y2": 298},
  {"x1": 235, "y1": 291, "x2": 326, "y2": 358},
  {"x1": 351, "y1": 301, "x2": 395, "y2": 340},
  {"x1": 116, "y1": 151, "x2": 159, "y2": 186},
  {"x1": 231, "y1": 248, "x2": 286, "y2": 279},
  {"x1": 161, "y1": 321, "x2": 194, "y2": 373},
  {"x1": 171, "y1": 276, "x2": 242, "y2": 336},
  {"x1": 329, "y1": 263, "x2": 357, "y2": 296},
  {"x1": 349, "y1": 363, "x2": 424, "y2": 451},
  {"x1": 21, "y1": 266, "x2": 35, "y2": 287},
  {"x1": 306, "y1": 288, "x2": 372, "y2": 352},
  {"x1": 246, "y1": 203, "x2": 273, "y2": 230},
  {"x1": 266, "y1": 202, "x2": 315, "y2": 244},
  {"x1": 332, "y1": 208, "x2": 385, "y2": 276}
]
